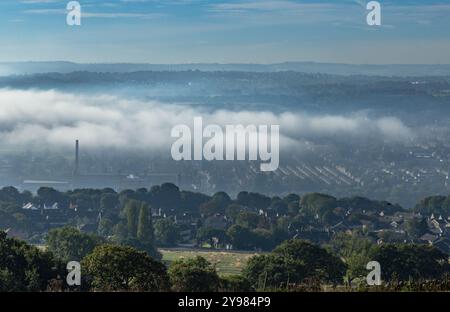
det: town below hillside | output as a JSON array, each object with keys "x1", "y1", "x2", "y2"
[
  {"x1": 1, "y1": 183, "x2": 450, "y2": 254},
  {"x1": 2, "y1": 184, "x2": 450, "y2": 292}
]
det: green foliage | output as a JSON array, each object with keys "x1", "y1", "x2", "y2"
[
  {"x1": 225, "y1": 204, "x2": 243, "y2": 221},
  {"x1": 415, "y1": 195, "x2": 450, "y2": 216},
  {"x1": 405, "y1": 217, "x2": 428, "y2": 239},
  {"x1": 168, "y1": 256, "x2": 220, "y2": 292},
  {"x1": 47, "y1": 227, "x2": 103, "y2": 262},
  {"x1": 149, "y1": 183, "x2": 181, "y2": 212},
  {"x1": 100, "y1": 193, "x2": 119, "y2": 213},
  {"x1": 126, "y1": 200, "x2": 140, "y2": 239},
  {"x1": 300, "y1": 193, "x2": 338, "y2": 224},
  {"x1": 137, "y1": 203, "x2": 154, "y2": 244},
  {"x1": 200, "y1": 192, "x2": 232, "y2": 216},
  {"x1": 82, "y1": 244, "x2": 169, "y2": 291},
  {"x1": 37, "y1": 187, "x2": 68, "y2": 207},
  {"x1": 116, "y1": 201, "x2": 160, "y2": 259},
  {"x1": 373, "y1": 244, "x2": 450, "y2": 281},
  {"x1": 98, "y1": 217, "x2": 114, "y2": 237},
  {"x1": 236, "y1": 211, "x2": 262, "y2": 229},
  {"x1": 227, "y1": 225, "x2": 276, "y2": 251},
  {"x1": 243, "y1": 254, "x2": 294, "y2": 290},
  {"x1": 0, "y1": 231, "x2": 60, "y2": 291},
  {"x1": 243, "y1": 239, "x2": 347, "y2": 289},
  {"x1": 327, "y1": 233, "x2": 377, "y2": 280},
  {"x1": 268, "y1": 199, "x2": 289, "y2": 216},
  {"x1": 220, "y1": 275, "x2": 254, "y2": 292},
  {"x1": 154, "y1": 218, "x2": 180, "y2": 246},
  {"x1": 196, "y1": 227, "x2": 228, "y2": 246},
  {"x1": 121, "y1": 237, "x2": 162, "y2": 261},
  {"x1": 236, "y1": 192, "x2": 271, "y2": 210},
  {"x1": 227, "y1": 225, "x2": 253, "y2": 250}
]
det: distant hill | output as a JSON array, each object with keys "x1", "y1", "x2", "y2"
[{"x1": 1, "y1": 61, "x2": 450, "y2": 77}]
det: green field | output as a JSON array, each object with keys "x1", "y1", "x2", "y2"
[{"x1": 160, "y1": 248, "x2": 260, "y2": 276}]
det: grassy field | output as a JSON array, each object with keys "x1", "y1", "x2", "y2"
[{"x1": 160, "y1": 248, "x2": 260, "y2": 276}]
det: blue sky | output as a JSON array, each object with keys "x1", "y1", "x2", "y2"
[{"x1": 1, "y1": 0, "x2": 450, "y2": 64}]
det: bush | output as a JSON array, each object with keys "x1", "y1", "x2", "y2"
[
  {"x1": 168, "y1": 256, "x2": 220, "y2": 292},
  {"x1": 82, "y1": 244, "x2": 169, "y2": 291}
]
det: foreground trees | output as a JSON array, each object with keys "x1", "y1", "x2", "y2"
[
  {"x1": 243, "y1": 239, "x2": 347, "y2": 290},
  {"x1": 0, "y1": 232, "x2": 61, "y2": 291},
  {"x1": 113, "y1": 200, "x2": 161, "y2": 260},
  {"x1": 327, "y1": 233, "x2": 378, "y2": 281},
  {"x1": 168, "y1": 256, "x2": 220, "y2": 292},
  {"x1": 373, "y1": 244, "x2": 450, "y2": 281},
  {"x1": 82, "y1": 244, "x2": 169, "y2": 291},
  {"x1": 47, "y1": 227, "x2": 103, "y2": 262}
]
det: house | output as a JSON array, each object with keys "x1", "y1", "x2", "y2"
[
  {"x1": 44, "y1": 202, "x2": 59, "y2": 210},
  {"x1": 22, "y1": 202, "x2": 39, "y2": 210},
  {"x1": 390, "y1": 221, "x2": 399, "y2": 229},
  {"x1": 428, "y1": 218, "x2": 445, "y2": 235}
]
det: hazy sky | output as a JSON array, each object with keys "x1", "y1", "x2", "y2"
[{"x1": 1, "y1": 0, "x2": 450, "y2": 64}]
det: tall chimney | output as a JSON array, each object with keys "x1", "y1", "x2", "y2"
[{"x1": 74, "y1": 139, "x2": 79, "y2": 176}]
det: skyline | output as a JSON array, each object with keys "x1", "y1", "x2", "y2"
[{"x1": 0, "y1": 0, "x2": 450, "y2": 64}]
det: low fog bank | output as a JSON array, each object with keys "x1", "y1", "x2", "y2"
[{"x1": 0, "y1": 89, "x2": 414, "y2": 153}]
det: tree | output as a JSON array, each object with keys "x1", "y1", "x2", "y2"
[
  {"x1": 154, "y1": 218, "x2": 179, "y2": 246},
  {"x1": 269, "y1": 199, "x2": 288, "y2": 216},
  {"x1": 252, "y1": 228, "x2": 276, "y2": 251},
  {"x1": 37, "y1": 187, "x2": 68, "y2": 207},
  {"x1": 243, "y1": 254, "x2": 293, "y2": 290},
  {"x1": 373, "y1": 244, "x2": 450, "y2": 281},
  {"x1": 405, "y1": 217, "x2": 428, "y2": 240},
  {"x1": 236, "y1": 211, "x2": 262, "y2": 229},
  {"x1": 112, "y1": 221, "x2": 128, "y2": 243},
  {"x1": 220, "y1": 275, "x2": 253, "y2": 292},
  {"x1": 98, "y1": 217, "x2": 114, "y2": 237},
  {"x1": 227, "y1": 225, "x2": 254, "y2": 250},
  {"x1": 137, "y1": 203, "x2": 154, "y2": 244},
  {"x1": 100, "y1": 193, "x2": 119, "y2": 213},
  {"x1": 113, "y1": 203, "x2": 160, "y2": 259},
  {"x1": 168, "y1": 256, "x2": 220, "y2": 292},
  {"x1": 236, "y1": 192, "x2": 271, "y2": 210},
  {"x1": 12, "y1": 212, "x2": 31, "y2": 233},
  {"x1": 243, "y1": 239, "x2": 346, "y2": 289},
  {"x1": 327, "y1": 233, "x2": 377, "y2": 280},
  {"x1": 225, "y1": 204, "x2": 244, "y2": 221},
  {"x1": 125, "y1": 200, "x2": 139, "y2": 238},
  {"x1": 0, "y1": 231, "x2": 60, "y2": 291},
  {"x1": 300, "y1": 193, "x2": 338, "y2": 224},
  {"x1": 196, "y1": 227, "x2": 228, "y2": 247},
  {"x1": 82, "y1": 244, "x2": 169, "y2": 291},
  {"x1": 0, "y1": 186, "x2": 23, "y2": 203},
  {"x1": 200, "y1": 192, "x2": 232, "y2": 216},
  {"x1": 47, "y1": 227, "x2": 103, "y2": 262},
  {"x1": 150, "y1": 183, "x2": 181, "y2": 212},
  {"x1": 180, "y1": 191, "x2": 210, "y2": 213}
]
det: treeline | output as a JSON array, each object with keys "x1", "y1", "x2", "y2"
[
  {"x1": 2, "y1": 229, "x2": 450, "y2": 292},
  {"x1": 0, "y1": 183, "x2": 403, "y2": 251},
  {"x1": 2, "y1": 184, "x2": 450, "y2": 251},
  {"x1": 415, "y1": 195, "x2": 450, "y2": 216}
]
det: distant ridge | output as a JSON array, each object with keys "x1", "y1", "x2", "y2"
[{"x1": 1, "y1": 61, "x2": 450, "y2": 77}]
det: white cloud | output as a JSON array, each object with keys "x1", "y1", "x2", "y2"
[{"x1": 0, "y1": 89, "x2": 413, "y2": 152}]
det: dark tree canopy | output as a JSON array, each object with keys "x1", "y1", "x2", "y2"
[{"x1": 82, "y1": 244, "x2": 169, "y2": 291}]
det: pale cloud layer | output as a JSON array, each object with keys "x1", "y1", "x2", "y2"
[{"x1": 0, "y1": 89, "x2": 412, "y2": 152}]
